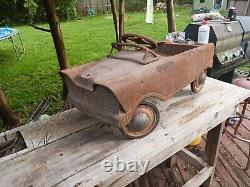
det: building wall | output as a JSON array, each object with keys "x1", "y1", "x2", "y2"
[{"x1": 228, "y1": 0, "x2": 250, "y2": 16}]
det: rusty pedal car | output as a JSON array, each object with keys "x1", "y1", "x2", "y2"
[{"x1": 60, "y1": 34, "x2": 214, "y2": 139}]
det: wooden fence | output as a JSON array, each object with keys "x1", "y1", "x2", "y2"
[
  {"x1": 76, "y1": 0, "x2": 112, "y2": 16},
  {"x1": 76, "y1": 0, "x2": 147, "y2": 16}
]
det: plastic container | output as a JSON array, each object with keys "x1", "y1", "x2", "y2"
[
  {"x1": 188, "y1": 135, "x2": 202, "y2": 146},
  {"x1": 198, "y1": 20, "x2": 210, "y2": 44}
]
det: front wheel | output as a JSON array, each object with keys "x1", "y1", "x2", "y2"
[
  {"x1": 120, "y1": 101, "x2": 160, "y2": 139},
  {"x1": 191, "y1": 71, "x2": 207, "y2": 93}
]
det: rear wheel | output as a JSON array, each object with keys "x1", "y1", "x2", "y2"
[
  {"x1": 120, "y1": 101, "x2": 160, "y2": 139},
  {"x1": 191, "y1": 71, "x2": 207, "y2": 93}
]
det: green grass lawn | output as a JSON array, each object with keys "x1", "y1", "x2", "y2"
[{"x1": 0, "y1": 6, "x2": 248, "y2": 128}]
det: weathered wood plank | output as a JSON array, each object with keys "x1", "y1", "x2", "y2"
[
  {"x1": 211, "y1": 176, "x2": 223, "y2": 187},
  {"x1": 242, "y1": 120, "x2": 250, "y2": 134},
  {"x1": 0, "y1": 109, "x2": 99, "y2": 163},
  {"x1": 215, "y1": 158, "x2": 238, "y2": 187},
  {"x1": 202, "y1": 123, "x2": 225, "y2": 186},
  {"x1": 20, "y1": 110, "x2": 99, "y2": 149},
  {"x1": 141, "y1": 172, "x2": 151, "y2": 187},
  {"x1": 0, "y1": 78, "x2": 249, "y2": 187},
  {"x1": 0, "y1": 109, "x2": 98, "y2": 147},
  {"x1": 221, "y1": 131, "x2": 249, "y2": 171},
  {"x1": 171, "y1": 164, "x2": 185, "y2": 186},
  {"x1": 177, "y1": 149, "x2": 207, "y2": 171},
  {"x1": 200, "y1": 128, "x2": 246, "y2": 187},
  {"x1": 182, "y1": 166, "x2": 213, "y2": 187},
  {"x1": 162, "y1": 161, "x2": 184, "y2": 186},
  {"x1": 200, "y1": 135, "x2": 239, "y2": 187},
  {"x1": 56, "y1": 79, "x2": 249, "y2": 187},
  {"x1": 148, "y1": 166, "x2": 167, "y2": 187},
  {"x1": 176, "y1": 156, "x2": 196, "y2": 183},
  {"x1": 226, "y1": 125, "x2": 249, "y2": 156},
  {"x1": 219, "y1": 146, "x2": 250, "y2": 187}
]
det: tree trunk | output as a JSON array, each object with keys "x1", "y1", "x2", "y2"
[
  {"x1": 110, "y1": 0, "x2": 119, "y2": 42},
  {"x1": 166, "y1": 0, "x2": 176, "y2": 33},
  {"x1": 0, "y1": 89, "x2": 20, "y2": 129},
  {"x1": 43, "y1": 0, "x2": 70, "y2": 98},
  {"x1": 118, "y1": 0, "x2": 125, "y2": 43}
]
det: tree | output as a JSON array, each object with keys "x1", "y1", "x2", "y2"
[
  {"x1": 166, "y1": 0, "x2": 176, "y2": 33},
  {"x1": 0, "y1": 89, "x2": 20, "y2": 129},
  {"x1": 43, "y1": 0, "x2": 70, "y2": 98},
  {"x1": 31, "y1": 0, "x2": 70, "y2": 97},
  {"x1": 110, "y1": 0, "x2": 119, "y2": 42},
  {"x1": 118, "y1": 0, "x2": 125, "y2": 43}
]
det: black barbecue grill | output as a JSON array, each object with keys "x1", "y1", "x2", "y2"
[{"x1": 185, "y1": 17, "x2": 250, "y2": 83}]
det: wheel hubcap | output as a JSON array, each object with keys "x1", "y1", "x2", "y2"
[{"x1": 127, "y1": 105, "x2": 154, "y2": 132}]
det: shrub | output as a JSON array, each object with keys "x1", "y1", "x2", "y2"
[{"x1": 0, "y1": 0, "x2": 78, "y2": 24}]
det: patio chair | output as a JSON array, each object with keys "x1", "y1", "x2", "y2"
[{"x1": 87, "y1": 8, "x2": 95, "y2": 16}]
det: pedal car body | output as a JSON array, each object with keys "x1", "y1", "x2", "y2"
[{"x1": 60, "y1": 34, "x2": 214, "y2": 138}]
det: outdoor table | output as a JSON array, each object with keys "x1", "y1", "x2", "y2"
[{"x1": 0, "y1": 78, "x2": 249, "y2": 187}]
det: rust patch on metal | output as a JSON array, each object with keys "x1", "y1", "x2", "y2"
[{"x1": 60, "y1": 34, "x2": 214, "y2": 138}]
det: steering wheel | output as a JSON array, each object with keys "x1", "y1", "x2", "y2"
[
  {"x1": 108, "y1": 42, "x2": 159, "y2": 65},
  {"x1": 121, "y1": 33, "x2": 157, "y2": 49}
]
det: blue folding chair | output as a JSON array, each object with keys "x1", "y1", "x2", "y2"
[{"x1": 0, "y1": 23, "x2": 25, "y2": 60}]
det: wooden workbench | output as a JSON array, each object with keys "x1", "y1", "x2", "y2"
[{"x1": 0, "y1": 78, "x2": 249, "y2": 187}]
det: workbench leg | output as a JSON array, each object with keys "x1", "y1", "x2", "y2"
[{"x1": 202, "y1": 123, "x2": 225, "y2": 187}]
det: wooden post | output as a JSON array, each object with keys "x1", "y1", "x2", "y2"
[
  {"x1": 110, "y1": 0, "x2": 119, "y2": 42},
  {"x1": 88, "y1": 0, "x2": 92, "y2": 8},
  {"x1": 43, "y1": 0, "x2": 70, "y2": 97},
  {"x1": 202, "y1": 123, "x2": 225, "y2": 187},
  {"x1": 166, "y1": 0, "x2": 176, "y2": 33},
  {"x1": 118, "y1": 0, "x2": 125, "y2": 43},
  {"x1": 245, "y1": 0, "x2": 250, "y2": 16},
  {"x1": 0, "y1": 89, "x2": 20, "y2": 129}
]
